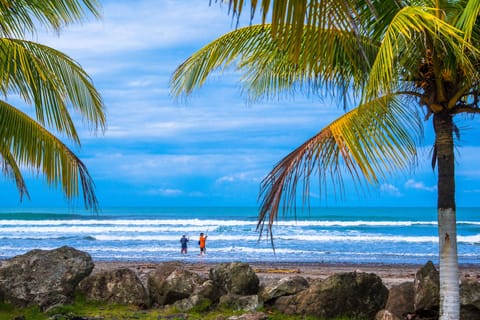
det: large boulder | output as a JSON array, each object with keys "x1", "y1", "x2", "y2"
[
  {"x1": 149, "y1": 268, "x2": 206, "y2": 306},
  {"x1": 260, "y1": 276, "x2": 309, "y2": 303},
  {"x1": 0, "y1": 246, "x2": 93, "y2": 310},
  {"x1": 461, "y1": 279, "x2": 480, "y2": 310},
  {"x1": 275, "y1": 272, "x2": 388, "y2": 319},
  {"x1": 170, "y1": 280, "x2": 217, "y2": 312},
  {"x1": 386, "y1": 282, "x2": 415, "y2": 318},
  {"x1": 414, "y1": 261, "x2": 439, "y2": 318},
  {"x1": 218, "y1": 293, "x2": 262, "y2": 312},
  {"x1": 209, "y1": 262, "x2": 259, "y2": 295},
  {"x1": 375, "y1": 309, "x2": 403, "y2": 320},
  {"x1": 460, "y1": 279, "x2": 480, "y2": 320},
  {"x1": 147, "y1": 261, "x2": 186, "y2": 305},
  {"x1": 77, "y1": 268, "x2": 148, "y2": 307}
]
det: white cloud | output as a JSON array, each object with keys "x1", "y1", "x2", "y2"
[
  {"x1": 86, "y1": 152, "x2": 272, "y2": 183},
  {"x1": 35, "y1": 0, "x2": 236, "y2": 56},
  {"x1": 404, "y1": 179, "x2": 437, "y2": 192},
  {"x1": 216, "y1": 172, "x2": 261, "y2": 184},
  {"x1": 147, "y1": 188, "x2": 184, "y2": 196},
  {"x1": 380, "y1": 183, "x2": 402, "y2": 197},
  {"x1": 464, "y1": 189, "x2": 480, "y2": 193}
]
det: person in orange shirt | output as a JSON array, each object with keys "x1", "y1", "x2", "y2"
[{"x1": 199, "y1": 232, "x2": 207, "y2": 255}]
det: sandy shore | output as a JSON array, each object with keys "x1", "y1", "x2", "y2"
[{"x1": 92, "y1": 260, "x2": 480, "y2": 288}]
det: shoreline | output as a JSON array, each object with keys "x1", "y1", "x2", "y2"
[{"x1": 91, "y1": 260, "x2": 480, "y2": 288}]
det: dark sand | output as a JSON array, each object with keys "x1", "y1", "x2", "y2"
[{"x1": 92, "y1": 260, "x2": 480, "y2": 288}]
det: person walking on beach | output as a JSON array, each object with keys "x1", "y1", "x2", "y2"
[
  {"x1": 180, "y1": 234, "x2": 189, "y2": 254},
  {"x1": 199, "y1": 232, "x2": 207, "y2": 256}
]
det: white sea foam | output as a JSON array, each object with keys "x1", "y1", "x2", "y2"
[
  {"x1": 0, "y1": 210, "x2": 478, "y2": 264},
  {"x1": 0, "y1": 219, "x2": 438, "y2": 226},
  {"x1": 0, "y1": 219, "x2": 478, "y2": 229},
  {"x1": 1, "y1": 230, "x2": 478, "y2": 243}
]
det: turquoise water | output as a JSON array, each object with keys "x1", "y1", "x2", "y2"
[{"x1": 0, "y1": 207, "x2": 478, "y2": 264}]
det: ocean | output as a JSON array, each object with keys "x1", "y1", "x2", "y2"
[{"x1": 0, "y1": 207, "x2": 478, "y2": 265}]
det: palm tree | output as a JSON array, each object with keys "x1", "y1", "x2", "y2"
[
  {"x1": 0, "y1": 0, "x2": 105, "y2": 210},
  {"x1": 171, "y1": 1, "x2": 480, "y2": 318}
]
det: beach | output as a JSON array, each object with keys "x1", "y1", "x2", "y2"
[{"x1": 92, "y1": 260, "x2": 480, "y2": 288}]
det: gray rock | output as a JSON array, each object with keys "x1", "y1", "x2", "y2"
[
  {"x1": 173, "y1": 294, "x2": 212, "y2": 312},
  {"x1": 0, "y1": 246, "x2": 93, "y2": 310},
  {"x1": 77, "y1": 268, "x2": 148, "y2": 306},
  {"x1": 260, "y1": 275, "x2": 309, "y2": 302},
  {"x1": 147, "y1": 262, "x2": 186, "y2": 306},
  {"x1": 210, "y1": 262, "x2": 259, "y2": 295},
  {"x1": 385, "y1": 282, "x2": 415, "y2": 318},
  {"x1": 149, "y1": 268, "x2": 205, "y2": 306},
  {"x1": 375, "y1": 309, "x2": 403, "y2": 320},
  {"x1": 460, "y1": 279, "x2": 480, "y2": 320},
  {"x1": 413, "y1": 260, "x2": 439, "y2": 318},
  {"x1": 227, "y1": 311, "x2": 268, "y2": 320},
  {"x1": 274, "y1": 272, "x2": 388, "y2": 319},
  {"x1": 218, "y1": 293, "x2": 262, "y2": 312},
  {"x1": 461, "y1": 278, "x2": 480, "y2": 309}
]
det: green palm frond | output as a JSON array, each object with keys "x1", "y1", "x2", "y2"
[
  {"x1": 456, "y1": 0, "x2": 480, "y2": 41},
  {"x1": 257, "y1": 94, "x2": 421, "y2": 237},
  {"x1": 0, "y1": 141, "x2": 29, "y2": 200},
  {"x1": 366, "y1": 5, "x2": 478, "y2": 100},
  {"x1": 220, "y1": 0, "x2": 386, "y2": 61},
  {"x1": 0, "y1": 38, "x2": 105, "y2": 142},
  {"x1": 0, "y1": 99, "x2": 98, "y2": 209},
  {"x1": 171, "y1": 24, "x2": 377, "y2": 102},
  {"x1": 0, "y1": 0, "x2": 101, "y2": 37}
]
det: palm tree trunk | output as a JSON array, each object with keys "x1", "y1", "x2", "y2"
[{"x1": 434, "y1": 113, "x2": 459, "y2": 320}]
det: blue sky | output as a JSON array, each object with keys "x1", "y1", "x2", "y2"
[{"x1": 1, "y1": 0, "x2": 480, "y2": 209}]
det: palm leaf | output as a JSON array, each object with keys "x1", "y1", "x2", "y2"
[
  {"x1": 456, "y1": 0, "x2": 480, "y2": 41},
  {"x1": 0, "y1": 0, "x2": 101, "y2": 37},
  {"x1": 0, "y1": 142, "x2": 29, "y2": 200},
  {"x1": 218, "y1": 0, "x2": 385, "y2": 61},
  {"x1": 0, "y1": 99, "x2": 98, "y2": 209},
  {"x1": 257, "y1": 95, "x2": 421, "y2": 239},
  {"x1": 0, "y1": 38, "x2": 105, "y2": 142},
  {"x1": 171, "y1": 24, "x2": 377, "y2": 102},
  {"x1": 366, "y1": 6, "x2": 478, "y2": 101}
]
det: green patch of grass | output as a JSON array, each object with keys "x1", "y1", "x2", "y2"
[
  {"x1": 0, "y1": 300, "x2": 360, "y2": 320},
  {"x1": 0, "y1": 303, "x2": 47, "y2": 320}
]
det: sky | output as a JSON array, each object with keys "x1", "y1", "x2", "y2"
[{"x1": 1, "y1": 0, "x2": 480, "y2": 209}]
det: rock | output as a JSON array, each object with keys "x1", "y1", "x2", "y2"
[
  {"x1": 375, "y1": 309, "x2": 403, "y2": 320},
  {"x1": 460, "y1": 279, "x2": 480, "y2": 320},
  {"x1": 157, "y1": 314, "x2": 188, "y2": 320},
  {"x1": 274, "y1": 272, "x2": 388, "y2": 319},
  {"x1": 149, "y1": 268, "x2": 205, "y2": 306},
  {"x1": 0, "y1": 246, "x2": 93, "y2": 310},
  {"x1": 210, "y1": 262, "x2": 259, "y2": 295},
  {"x1": 173, "y1": 294, "x2": 212, "y2": 312},
  {"x1": 147, "y1": 261, "x2": 186, "y2": 306},
  {"x1": 413, "y1": 260, "x2": 439, "y2": 318},
  {"x1": 385, "y1": 282, "x2": 415, "y2": 318},
  {"x1": 149, "y1": 261, "x2": 185, "y2": 279},
  {"x1": 461, "y1": 278, "x2": 480, "y2": 309},
  {"x1": 77, "y1": 268, "x2": 148, "y2": 306},
  {"x1": 227, "y1": 312, "x2": 268, "y2": 320},
  {"x1": 260, "y1": 276, "x2": 309, "y2": 303},
  {"x1": 195, "y1": 279, "x2": 219, "y2": 302},
  {"x1": 218, "y1": 294, "x2": 262, "y2": 312}
]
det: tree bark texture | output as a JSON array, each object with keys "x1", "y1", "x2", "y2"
[{"x1": 434, "y1": 113, "x2": 459, "y2": 320}]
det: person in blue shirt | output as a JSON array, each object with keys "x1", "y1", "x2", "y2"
[{"x1": 180, "y1": 235, "x2": 189, "y2": 254}]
